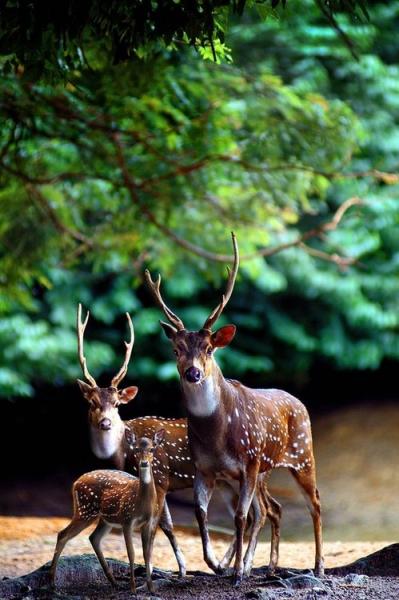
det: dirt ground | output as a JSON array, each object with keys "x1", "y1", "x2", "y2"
[{"x1": 0, "y1": 515, "x2": 395, "y2": 579}]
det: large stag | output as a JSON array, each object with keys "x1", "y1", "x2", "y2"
[
  {"x1": 76, "y1": 304, "x2": 282, "y2": 575},
  {"x1": 145, "y1": 233, "x2": 324, "y2": 585}
]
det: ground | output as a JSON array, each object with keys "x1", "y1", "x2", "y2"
[{"x1": 0, "y1": 515, "x2": 394, "y2": 578}]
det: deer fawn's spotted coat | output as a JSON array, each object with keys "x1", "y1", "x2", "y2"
[{"x1": 50, "y1": 430, "x2": 166, "y2": 594}]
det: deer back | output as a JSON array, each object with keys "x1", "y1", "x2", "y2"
[{"x1": 124, "y1": 417, "x2": 195, "y2": 491}]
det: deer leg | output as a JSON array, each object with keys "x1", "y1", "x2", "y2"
[
  {"x1": 123, "y1": 524, "x2": 136, "y2": 595},
  {"x1": 232, "y1": 463, "x2": 259, "y2": 586},
  {"x1": 89, "y1": 520, "x2": 118, "y2": 587},
  {"x1": 141, "y1": 521, "x2": 157, "y2": 593},
  {"x1": 290, "y1": 466, "x2": 324, "y2": 577},
  {"x1": 243, "y1": 482, "x2": 267, "y2": 576},
  {"x1": 218, "y1": 481, "x2": 238, "y2": 569},
  {"x1": 193, "y1": 470, "x2": 222, "y2": 574},
  {"x1": 260, "y1": 482, "x2": 282, "y2": 573},
  {"x1": 219, "y1": 482, "x2": 260, "y2": 571},
  {"x1": 49, "y1": 518, "x2": 93, "y2": 586},
  {"x1": 158, "y1": 500, "x2": 186, "y2": 577}
]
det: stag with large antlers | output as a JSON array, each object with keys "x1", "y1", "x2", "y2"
[
  {"x1": 76, "y1": 304, "x2": 282, "y2": 577},
  {"x1": 145, "y1": 233, "x2": 324, "y2": 585}
]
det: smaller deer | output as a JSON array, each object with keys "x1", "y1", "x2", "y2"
[
  {"x1": 50, "y1": 429, "x2": 166, "y2": 594},
  {"x1": 76, "y1": 304, "x2": 186, "y2": 576}
]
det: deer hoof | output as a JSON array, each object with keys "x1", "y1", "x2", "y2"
[
  {"x1": 314, "y1": 564, "x2": 325, "y2": 578},
  {"x1": 207, "y1": 561, "x2": 224, "y2": 575},
  {"x1": 232, "y1": 570, "x2": 244, "y2": 586},
  {"x1": 265, "y1": 564, "x2": 277, "y2": 576}
]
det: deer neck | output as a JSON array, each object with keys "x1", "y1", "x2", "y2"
[
  {"x1": 181, "y1": 362, "x2": 230, "y2": 420},
  {"x1": 89, "y1": 415, "x2": 125, "y2": 460},
  {"x1": 137, "y1": 465, "x2": 157, "y2": 518}
]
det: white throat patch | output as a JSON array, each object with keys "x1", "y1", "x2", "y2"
[
  {"x1": 90, "y1": 422, "x2": 123, "y2": 459},
  {"x1": 182, "y1": 376, "x2": 219, "y2": 417},
  {"x1": 140, "y1": 466, "x2": 151, "y2": 484}
]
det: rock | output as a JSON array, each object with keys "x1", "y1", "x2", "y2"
[
  {"x1": 313, "y1": 586, "x2": 329, "y2": 595},
  {"x1": 284, "y1": 574, "x2": 327, "y2": 590},
  {"x1": 327, "y1": 543, "x2": 399, "y2": 577},
  {"x1": 343, "y1": 573, "x2": 369, "y2": 586},
  {"x1": 0, "y1": 555, "x2": 132, "y2": 598},
  {"x1": 246, "y1": 587, "x2": 277, "y2": 599}
]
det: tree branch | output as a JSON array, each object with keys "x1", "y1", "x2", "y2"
[
  {"x1": 134, "y1": 153, "x2": 399, "y2": 191},
  {"x1": 112, "y1": 132, "x2": 362, "y2": 266},
  {"x1": 28, "y1": 185, "x2": 94, "y2": 247},
  {"x1": 299, "y1": 243, "x2": 357, "y2": 268}
]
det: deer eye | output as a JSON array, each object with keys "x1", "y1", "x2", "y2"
[
  {"x1": 173, "y1": 349, "x2": 179, "y2": 356},
  {"x1": 206, "y1": 347, "x2": 213, "y2": 355}
]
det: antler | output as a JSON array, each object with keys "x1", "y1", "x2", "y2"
[
  {"x1": 111, "y1": 313, "x2": 135, "y2": 388},
  {"x1": 202, "y1": 232, "x2": 239, "y2": 331},
  {"x1": 144, "y1": 270, "x2": 185, "y2": 331},
  {"x1": 77, "y1": 303, "x2": 97, "y2": 387}
]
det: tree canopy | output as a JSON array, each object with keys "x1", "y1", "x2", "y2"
[
  {"x1": 0, "y1": 1, "x2": 398, "y2": 399},
  {"x1": 0, "y1": 0, "x2": 370, "y2": 78}
]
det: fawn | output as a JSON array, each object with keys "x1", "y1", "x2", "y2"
[{"x1": 49, "y1": 429, "x2": 166, "y2": 594}]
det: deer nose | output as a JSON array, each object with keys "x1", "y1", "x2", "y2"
[
  {"x1": 99, "y1": 418, "x2": 112, "y2": 430},
  {"x1": 185, "y1": 366, "x2": 201, "y2": 383},
  {"x1": 140, "y1": 460, "x2": 149, "y2": 468}
]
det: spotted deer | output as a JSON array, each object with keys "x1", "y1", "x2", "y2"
[
  {"x1": 77, "y1": 304, "x2": 281, "y2": 574},
  {"x1": 50, "y1": 429, "x2": 166, "y2": 594},
  {"x1": 145, "y1": 232, "x2": 324, "y2": 585},
  {"x1": 76, "y1": 304, "x2": 186, "y2": 576}
]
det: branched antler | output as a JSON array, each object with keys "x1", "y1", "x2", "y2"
[
  {"x1": 144, "y1": 270, "x2": 185, "y2": 331},
  {"x1": 77, "y1": 303, "x2": 97, "y2": 387},
  {"x1": 111, "y1": 313, "x2": 135, "y2": 388},
  {"x1": 203, "y1": 232, "x2": 240, "y2": 331}
]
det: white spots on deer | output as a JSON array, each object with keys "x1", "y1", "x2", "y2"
[{"x1": 222, "y1": 388, "x2": 315, "y2": 474}]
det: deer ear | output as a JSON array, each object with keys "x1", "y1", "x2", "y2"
[
  {"x1": 77, "y1": 379, "x2": 94, "y2": 400},
  {"x1": 125, "y1": 428, "x2": 136, "y2": 448},
  {"x1": 118, "y1": 386, "x2": 138, "y2": 404},
  {"x1": 160, "y1": 321, "x2": 177, "y2": 339},
  {"x1": 211, "y1": 325, "x2": 236, "y2": 348},
  {"x1": 153, "y1": 428, "x2": 166, "y2": 447}
]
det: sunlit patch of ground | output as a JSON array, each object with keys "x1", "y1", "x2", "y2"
[{"x1": 0, "y1": 515, "x2": 395, "y2": 579}]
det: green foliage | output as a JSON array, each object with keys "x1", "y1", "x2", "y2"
[
  {"x1": 0, "y1": 0, "x2": 370, "y2": 80},
  {"x1": 226, "y1": 0, "x2": 399, "y2": 372},
  {"x1": 1, "y1": 1, "x2": 399, "y2": 398}
]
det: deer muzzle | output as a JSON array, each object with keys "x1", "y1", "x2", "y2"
[
  {"x1": 99, "y1": 418, "x2": 112, "y2": 431},
  {"x1": 184, "y1": 366, "x2": 202, "y2": 383}
]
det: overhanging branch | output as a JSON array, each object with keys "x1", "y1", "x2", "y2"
[{"x1": 112, "y1": 132, "x2": 362, "y2": 267}]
